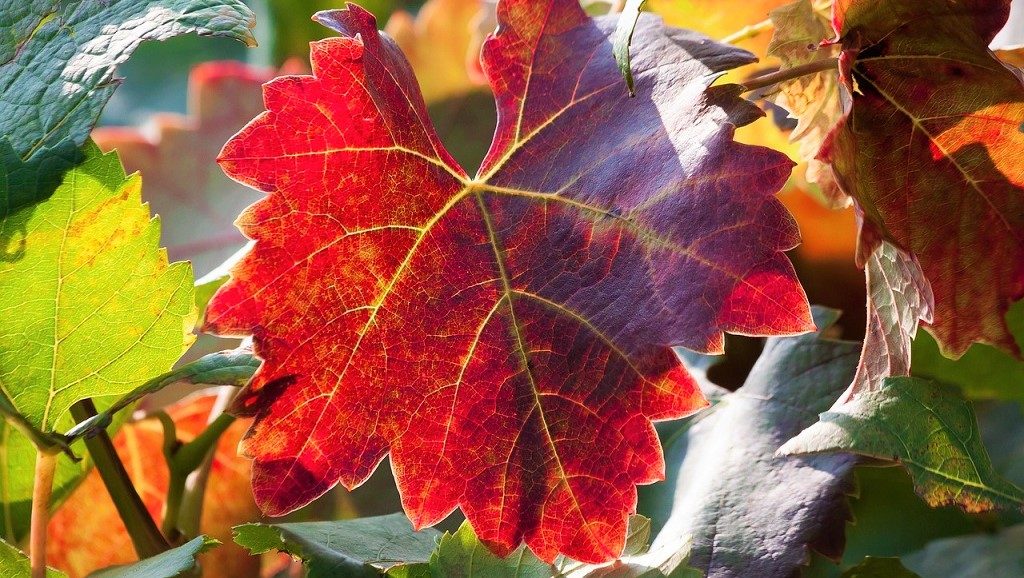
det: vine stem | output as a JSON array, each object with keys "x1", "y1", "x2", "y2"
[
  {"x1": 70, "y1": 400, "x2": 170, "y2": 558},
  {"x1": 740, "y1": 57, "x2": 839, "y2": 93},
  {"x1": 29, "y1": 452, "x2": 56, "y2": 578}
]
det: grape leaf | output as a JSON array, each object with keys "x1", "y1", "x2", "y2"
[
  {"x1": 820, "y1": 0, "x2": 1024, "y2": 358},
  {"x1": 841, "y1": 557, "x2": 920, "y2": 578},
  {"x1": 85, "y1": 536, "x2": 217, "y2": 578},
  {"x1": 0, "y1": 140, "x2": 194, "y2": 550},
  {"x1": 848, "y1": 242, "x2": 932, "y2": 396},
  {"x1": 93, "y1": 61, "x2": 273, "y2": 277},
  {"x1": 206, "y1": 0, "x2": 811, "y2": 563},
  {"x1": 430, "y1": 521, "x2": 556, "y2": 578},
  {"x1": 903, "y1": 524, "x2": 1024, "y2": 578},
  {"x1": 0, "y1": 0, "x2": 255, "y2": 209},
  {"x1": 0, "y1": 140, "x2": 195, "y2": 431},
  {"x1": 638, "y1": 308, "x2": 858, "y2": 578},
  {"x1": 780, "y1": 377, "x2": 1024, "y2": 513},
  {"x1": 766, "y1": 0, "x2": 841, "y2": 191},
  {"x1": 233, "y1": 514, "x2": 442, "y2": 578},
  {"x1": 429, "y1": 515, "x2": 663, "y2": 578},
  {"x1": 49, "y1": 393, "x2": 260, "y2": 578},
  {"x1": 236, "y1": 515, "x2": 685, "y2": 578}
]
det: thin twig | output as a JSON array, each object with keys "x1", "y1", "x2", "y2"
[
  {"x1": 29, "y1": 452, "x2": 56, "y2": 578},
  {"x1": 176, "y1": 387, "x2": 239, "y2": 540}
]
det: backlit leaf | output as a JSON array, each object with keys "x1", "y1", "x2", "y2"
[
  {"x1": 206, "y1": 0, "x2": 811, "y2": 563},
  {"x1": 0, "y1": 538, "x2": 65, "y2": 578},
  {"x1": 638, "y1": 308, "x2": 858, "y2": 577},
  {"x1": 0, "y1": 140, "x2": 195, "y2": 432},
  {"x1": 766, "y1": 0, "x2": 841, "y2": 190},
  {"x1": 780, "y1": 377, "x2": 1024, "y2": 513},
  {"x1": 820, "y1": 0, "x2": 1024, "y2": 358}
]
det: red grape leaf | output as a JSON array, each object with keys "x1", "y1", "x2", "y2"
[
  {"x1": 206, "y1": 1, "x2": 812, "y2": 563},
  {"x1": 821, "y1": 0, "x2": 1024, "y2": 358}
]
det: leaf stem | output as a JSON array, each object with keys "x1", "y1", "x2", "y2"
[
  {"x1": 29, "y1": 452, "x2": 56, "y2": 578},
  {"x1": 740, "y1": 57, "x2": 839, "y2": 93},
  {"x1": 161, "y1": 410, "x2": 236, "y2": 541},
  {"x1": 70, "y1": 400, "x2": 170, "y2": 558}
]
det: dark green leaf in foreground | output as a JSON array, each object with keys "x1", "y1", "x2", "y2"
[
  {"x1": 233, "y1": 514, "x2": 441, "y2": 578},
  {"x1": 86, "y1": 536, "x2": 217, "y2": 578},
  {"x1": 0, "y1": 537, "x2": 65, "y2": 577},
  {"x1": 0, "y1": 0, "x2": 255, "y2": 209},
  {"x1": 781, "y1": 377, "x2": 1024, "y2": 513},
  {"x1": 640, "y1": 308, "x2": 860, "y2": 577},
  {"x1": 840, "y1": 557, "x2": 920, "y2": 578},
  {"x1": 428, "y1": 516, "x2": 659, "y2": 578},
  {"x1": 903, "y1": 524, "x2": 1024, "y2": 578}
]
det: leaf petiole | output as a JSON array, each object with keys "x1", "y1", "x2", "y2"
[
  {"x1": 70, "y1": 400, "x2": 171, "y2": 558},
  {"x1": 29, "y1": 452, "x2": 56, "y2": 578},
  {"x1": 740, "y1": 57, "x2": 839, "y2": 93}
]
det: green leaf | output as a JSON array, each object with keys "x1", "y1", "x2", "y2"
[
  {"x1": 912, "y1": 301, "x2": 1024, "y2": 402},
  {"x1": 0, "y1": 141, "x2": 196, "y2": 432},
  {"x1": 612, "y1": 0, "x2": 647, "y2": 96},
  {"x1": 233, "y1": 514, "x2": 442, "y2": 578},
  {"x1": 85, "y1": 536, "x2": 217, "y2": 578},
  {"x1": 0, "y1": 537, "x2": 66, "y2": 577},
  {"x1": 430, "y1": 522, "x2": 555, "y2": 578},
  {"x1": 840, "y1": 557, "x2": 920, "y2": 578},
  {"x1": 638, "y1": 308, "x2": 859, "y2": 577},
  {"x1": 903, "y1": 524, "x2": 1024, "y2": 578},
  {"x1": 781, "y1": 377, "x2": 1024, "y2": 513},
  {"x1": 431, "y1": 516, "x2": 664, "y2": 578},
  {"x1": 0, "y1": 141, "x2": 194, "y2": 539}
]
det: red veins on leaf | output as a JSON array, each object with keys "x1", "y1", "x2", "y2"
[
  {"x1": 207, "y1": 0, "x2": 811, "y2": 563},
  {"x1": 822, "y1": 0, "x2": 1024, "y2": 358}
]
